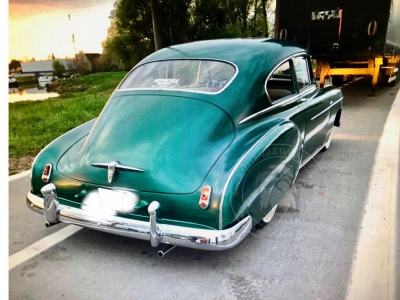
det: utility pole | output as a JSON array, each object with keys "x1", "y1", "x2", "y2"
[
  {"x1": 69, "y1": 14, "x2": 77, "y2": 55},
  {"x1": 150, "y1": 0, "x2": 161, "y2": 51},
  {"x1": 72, "y1": 34, "x2": 77, "y2": 55}
]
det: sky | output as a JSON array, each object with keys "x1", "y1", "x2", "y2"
[{"x1": 8, "y1": 0, "x2": 116, "y2": 62}]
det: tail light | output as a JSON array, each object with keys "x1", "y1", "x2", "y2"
[
  {"x1": 199, "y1": 185, "x2": 212, "y2": 209},
  {"x1": 42, "y1": 163, "x2": 52, "y2": 182}
]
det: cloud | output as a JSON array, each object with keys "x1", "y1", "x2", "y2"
[
  {"x1": 9, "y1": 0, "x2": 114, "y2": 60},
  {"x1": 9, "y1": 0, "x2": 114, "y2": 20},
  {"x1": 9, "y1": 0, "x2": 113, "y2": 8},
  {"x1": 9, "y1": 0, "x2": 115, "y2": 19}
]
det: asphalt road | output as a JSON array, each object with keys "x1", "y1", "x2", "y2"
[{"x1": 9, "y1": 79, "x2": 400, "y2": 300}]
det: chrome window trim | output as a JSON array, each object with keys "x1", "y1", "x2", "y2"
[
  {"x1": 117, "y1": 58, "x2": 239, "y2": 95},
  {"x1": 293, "y1": 56, "x2": 312, "y2": 92},
  {"x1": 310, "y1": 97, "x2": 343, "y2": 120},
  {"x1": 264, "y1": 51, "x2": 309, "y2": 104},
  {"x1": 239, "y1": 84, "x2": 317, "y2": 124}
]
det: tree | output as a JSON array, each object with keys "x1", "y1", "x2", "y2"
[
  {"x1": 9, "y1": 59, "x2": 21, "y2": 71},
  {"x1": 102, "y1": 0, "x2": 151, "y2": 69},
  {"x1": 94, "y1": 52, "x2": 120, "y2": 72},
  {"x1": 52, "y1": 60, "x2": 66, "y2": 77},
  {"x1": 101, "y1": 2, "x2": 125, "y2": 71},
  {"x1": 103, "y1": 0, "x2": 275, "y2": 68},
  {"x1": 150, "y1": 0, "x2": 161, "y2": 50},
  {"x1": 157, "y1": 0, "x2": 191, "y2": 46},
  {"x1": 65, "y1": 60, "x2": 76, "y2": 75},
  {"x1": 189, "y1": 0, "x2": 238, "y2": 40},
  {"x1": 75, "y1": 55, "x2": 93, "y2": 75}
]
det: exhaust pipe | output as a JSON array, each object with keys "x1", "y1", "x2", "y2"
[
  {"x1": 45, "y1": 221, "x2": 59, "y2": 228},
  {"x1": 158, "y1": 245, "x2": 176, "y2": 257}
]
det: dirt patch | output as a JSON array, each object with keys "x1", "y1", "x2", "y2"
[
  {"x1": 9, "y1": 155, "x2": 36, "y2": 175},
  {"x1": 47, "y1": 82, "x2": 88, "y2": 94}
]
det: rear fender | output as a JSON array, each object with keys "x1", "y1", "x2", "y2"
[
  {"x1": 219, "y1": 121, "x2": 302, "y2": 229},
  {"x1": 31, "y1": 119, "x2": 97, "y2": 194},
  {"x1": 323, "y1": 87, "x2": 343, "y2": 128}
]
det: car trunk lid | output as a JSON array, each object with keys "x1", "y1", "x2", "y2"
[{"x1": 57, "y1": 94, "x2": 234, "y2": 194}]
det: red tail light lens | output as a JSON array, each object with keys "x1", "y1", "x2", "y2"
[
  {"x1": 199, "y1": 185, "x2": 212, "y2": 209},
  {"x1": 42, "y1": 163, "x2": 52, "y2": 182}
]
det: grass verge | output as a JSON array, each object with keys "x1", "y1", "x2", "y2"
[{"x1": 9, "y1": 72, "x2": 127, "y2": 175}]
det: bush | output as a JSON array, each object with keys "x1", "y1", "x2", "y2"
[
  {"x1": 52, "y1": 60, "x2": 66, "y2": 77},
  {"x1": 75, "y1": 55, "x2": 93, "y2": 75}
]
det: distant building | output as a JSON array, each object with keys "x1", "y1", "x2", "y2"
[{"x1": 20, "y1": 59, "x2": 71, "y2": 74}]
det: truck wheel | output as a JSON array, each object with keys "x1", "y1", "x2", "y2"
[
  {"x1": 387, "y1": 73, "x2": 398, "y2": 87},
  {"x1": 332, "y1": 76, "x2": 343, "y2": 86}
]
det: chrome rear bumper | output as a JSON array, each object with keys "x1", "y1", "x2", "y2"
[{"x1": 26, "y1": 184, "x2": 252, "y2": 250}]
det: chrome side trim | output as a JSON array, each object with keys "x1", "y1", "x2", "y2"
[
  {"x1": 27, "y1": 190, "x2": 252, "y2": 251},
  {"x1": 117, "y1": 58, "x2": 239, "y2": 96},
  {"x1": 300, "y1": 145, "x2": 324, "y2": 168},
  {"x1": 219, "y1": 124, "x2": 279, "y2": 229},
  {"x1": 310, "y1": 97, "x2": 343, "y2": 121},
  {"x1": 239, "y1": 85, "x2": 317, "y2": 125}
]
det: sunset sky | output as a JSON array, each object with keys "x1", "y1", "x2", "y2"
[{"x1": 8, "y1": 0, "x2": 115, "y2": 62}]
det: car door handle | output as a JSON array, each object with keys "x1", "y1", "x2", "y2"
[{"x1": 298, "y1": 98, "x2": 307, "y2": 103}]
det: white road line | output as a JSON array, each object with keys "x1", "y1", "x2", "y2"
[
  {"x1": 346, "y1": 89, "x2": 400, "y2": 300},
  {"x1": 9, "y1": 225, "x2": 82, "y2": 270},
  {"x1": 9, "y1": 170, "x2": 30, "y2": 181}
]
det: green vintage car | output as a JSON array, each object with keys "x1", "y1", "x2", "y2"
[{"x1": 27, "y1": 39, "x2": 343, "y2": 254}]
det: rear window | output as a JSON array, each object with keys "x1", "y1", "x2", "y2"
[{"x1": 118, "y1": 60, "x2": 237, "y2": 94}]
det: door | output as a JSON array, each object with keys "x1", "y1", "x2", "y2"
[{"x1": 296, "y1": 56, "x2": 330, "y2": 162}]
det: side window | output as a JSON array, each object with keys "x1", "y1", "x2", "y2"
[
  {"x1": 293, "y1": 56, "x2": 311, "y2": 90},
  {"x1": 266, "y1": 61, "x2": 295, "y2": 103}
]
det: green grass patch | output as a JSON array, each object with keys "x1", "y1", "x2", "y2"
[
  {"x1": 9, "y1": 72, "x2": 127, "y2": 158},
  {"x1": 14, "y1": 76, "x2": 37, "y2": 84}
]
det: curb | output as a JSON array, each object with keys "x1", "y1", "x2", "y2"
[{"x1": 9, "y1": 170, "x2": 30, "y2": 181}]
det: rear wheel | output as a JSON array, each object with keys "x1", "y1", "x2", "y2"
[{"x1": 255, "y1": 204, "x2": 278, "y2": 229}]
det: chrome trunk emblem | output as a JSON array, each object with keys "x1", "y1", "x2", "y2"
[
  {"x1": 91, "y1": 161, "x2": 144, "y2": 184},
  {"x1": 107, "y1": 161, "x2": 118, "y2": 184}
]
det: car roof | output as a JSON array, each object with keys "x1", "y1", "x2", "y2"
[
  {"x1": 139, "y1": 38, "x2": 307, "y2": 68},
  {"x1": 133, "y1": 39, "x2": 309, "y2": 125}
]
